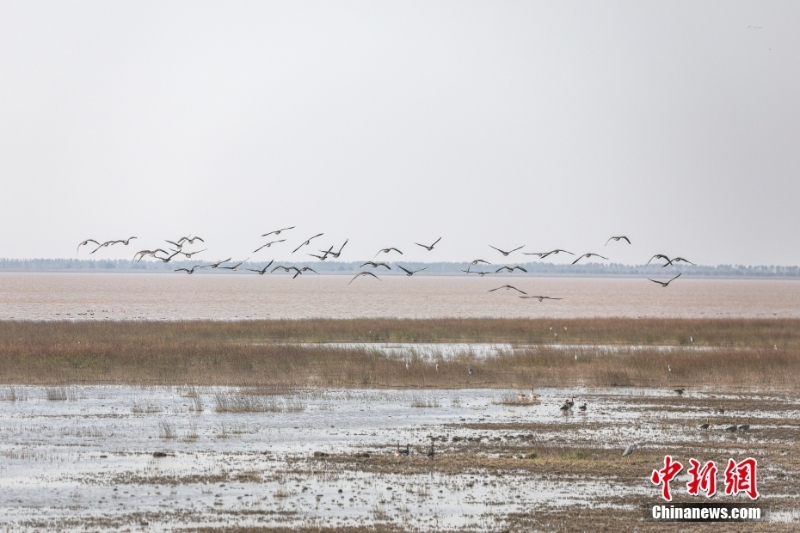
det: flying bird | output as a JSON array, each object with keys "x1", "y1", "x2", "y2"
[
  {"x1": 495, "y1": 265, "x2": 527, "y2": 273},
  {"x1": 520, "y1": 295, "x2": 562, "y2": 301},
  {"x1": 309, "y1": 246, "x2": 335, "y2": 260},
  {"x1": 220, "y1": 259, "x2": 248, "y2": 271},
  {"x1": 292, "y1": 266, "x2": 317, "y2": 279},
  {"x1": 360, "y1": 261, "x2": 391, "y2": 270},
  {"x1": 292, "y1": 234, "x2": 323, "y2": 254},
  {"x1": 76, "y1": 239, "x2": 100, "y2": 254},
  {"x1": 89, "y1": 241, "x2": 115, "y2": 254},
  {"x1": 325, "y1": 239, "x2": 349, "y2": 259},
  {"x1": 415, "y1": 237, "x2": 441, "y2": 251},
  {"x1": 462, "y1": 270, "x2": 492, "y2": 276},
  {"x1": 396, "y1": 264, "x2": 427, "y2": 276},
  {"x1": 173, "y1": 235, "x2": 204, "y2": 245},
  {"x1": 349, "y1": 271, "x2": 381, "y2": 284},
  {"x1": 648, "y1": 273, "x2": 682, "y2": 287},
  {"x1": 489, "y1": 285, "x2": 527, "y2": 295},
  {"x1": 133, "y1": 249, "x2": 169, "y2": 261},
  {"x1": 246, "y1": 260, "x2": 274, "y2": 275},
  {"x1": 262, "y1": 226, "x2": 295, "y2": 238},
  {"x1": 204, "y1": 258, "x2": 232, "y2": 269},
  {"x1": 253, "y1": 240, "x2": 285, "y2": 253},
  {"x1": 155, "y1": 250, "x2": 182, "y2": 263},
  {"x1": 647, "y1": 254, "x2": 673, "y2": 266},
  {"x1": 175, "y1": 265, "x2": 202, "y2": 274},
  {"x1": 489, "y1": 245, "x2": 524, "y2": 256},
  {"x1": 606, "y1": 236, "x2": 631, "y2": 245},
  {"x1": 115, "y1": 236, "x2": 137, "y2": 246},
  {"x1": 571, "y1": 253, "x2": 608, "y2": 265},
  {"x1": 374, "y1": 247, "x2": 403, "y2": 259},
  {"x1": 179, "y1": 248, "x2": 206, "y2": 259},
  {"x1": 523, "y1": 249, "x2": 574, "y2": 258},
  {"x1": 699, "y1": 418, "x2": 710, "y2": 430}
]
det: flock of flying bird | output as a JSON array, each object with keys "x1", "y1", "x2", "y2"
[
  {"x1": 77, "y1": 232, "x2": 727, "y2": 460},
  {"x1": 77, "y1": 229, "x2": 694, "y2": 298}
]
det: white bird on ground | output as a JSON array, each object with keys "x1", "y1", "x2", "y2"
[{"x1": 622, "y1": 442, "x2": 638, "y2": 457}]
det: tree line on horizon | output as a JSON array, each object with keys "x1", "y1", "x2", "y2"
[{"x1": 0, "y1": 258, "x2": 798, "y2": 277}]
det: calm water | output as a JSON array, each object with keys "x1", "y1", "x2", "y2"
[{"x1": 0, "y1": 272, "x2": 798, "y2": 320}]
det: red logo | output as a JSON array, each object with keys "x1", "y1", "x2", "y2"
[
  {"x1": 724, "y1": 458, "x2": 759, "y2": 500},
  {"x1": 687, "y1": 459, "x2": 718, "y2": 497},
  {"x1": 651, "y1": 455, "x2": 683, "y2": 501},
  {"x1": 652, "y1": 456, "x2": 760, "y2": 501}
]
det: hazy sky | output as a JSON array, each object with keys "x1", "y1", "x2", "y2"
[{"x1": 1, "y1": 1, "x2": 798, "y2": 265}]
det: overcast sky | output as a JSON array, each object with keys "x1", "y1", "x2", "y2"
[{"x1": 1, "y1": 1, "x2": 798, "y2": 266}]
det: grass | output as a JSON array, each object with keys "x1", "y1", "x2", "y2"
[
  {"x1": 0, "y1": 318, "x2": 797, "y2": 389},
  {"x1": 158, "y1": 419, "x2": 177, "y2": 439}
]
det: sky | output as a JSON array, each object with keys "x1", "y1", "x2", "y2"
[{"x1": 1, "y1": 1, "x2": 798, "y2": 266}]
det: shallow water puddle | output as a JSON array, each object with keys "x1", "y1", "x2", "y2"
[{"x1": 0, "y1": 386, "x2": 795, "y2": 530}]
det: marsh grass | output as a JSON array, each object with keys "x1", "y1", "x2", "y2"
[
  {"x1": 0, "y1": 318, "x2": 798, "y2": 389},
  {"x1": 494, "y1": 392, "x2": 537, "y2": 406},
  {"x1": 158, "y1": 419, "x2": 177, "y2": 439},
  {"x1": 0, "y1": 386, "x2": 26, "y2": 401},
  {"x1": 45, "y1": 386, "x2": 77, "y2": 401},
  {"x1": 410, "y1": 395, "x2": 440, "y2": 408},
  {"x1": 131, "y1": 400, "x2": 163, "y2": 414}
]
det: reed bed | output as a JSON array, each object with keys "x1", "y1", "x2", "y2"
[{"x1": 0, "y1": 319, "x2": 797, "y2": 389}]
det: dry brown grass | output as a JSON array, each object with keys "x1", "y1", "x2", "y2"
[{"x1": 0, "y1": 319, "x2": 797, "y2": 388}]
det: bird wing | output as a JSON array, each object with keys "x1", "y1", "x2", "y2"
[
  {"x1": 488, "y1": 245, "x2": 505, "y2": 254},
  {"x1": 396, "y1": 265, "x2": 411, "y2": 275},
  {"x1": 622, "y1": 236, "x2": 631, "y2": 244},
  {"x1": 509, "y1": 246, "x2": 524, "y2": 253},
  {"x1": 668, "y1": 273, "x2": 682, "y2": 283},
  {"x1": 416, "y1": 267, "x2": 427, "y2": 273},
  {"x1": 605, "y1": 237, "x2": 613, "y2": 246},
  {"x1": 647, "y1": 278, "x2": 665, "y2": 286},
  {"x1": 510, "y1": 286, "x2": 527, "y2": 295},
  {"x1": 431, "y1": 237, "x2": 441, "y2": 247},
  {"x1": 488, "y1": 286, "x2": 502, "y2": 292},
  {"x1": 414, "y1": 242, "x2": 428, "y2": 249},
  {"x1": 571, "y1": 256, "x2": 583, "y2": 265},
  {"x1": 514, "y1": 266, "x2": 528, "y2": 272}
]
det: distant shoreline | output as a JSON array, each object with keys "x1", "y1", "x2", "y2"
[{"x1": 0, "y1": 258, "x2": 798, "y2": 279}]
